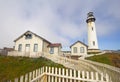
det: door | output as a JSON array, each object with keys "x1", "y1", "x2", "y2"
[{"x1": 25, "y1": 44, "x2": 30, "y2": 56}]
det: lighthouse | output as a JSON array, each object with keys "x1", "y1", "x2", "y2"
[{"x1": 86, "y1": 12, "x2": 100, "y2": 53}]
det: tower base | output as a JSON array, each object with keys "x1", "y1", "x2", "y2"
[{"x1": 87, "y1": 49, "x2": 101, "y2": 54}]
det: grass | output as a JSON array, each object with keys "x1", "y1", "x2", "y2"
[
  {"x1": 0, "y1": 55, "x2": 64, "y2": 81},
  {"x1": 86, "y1": 53, "x2": 120, "y2": 68}
]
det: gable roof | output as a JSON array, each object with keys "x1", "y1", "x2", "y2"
[
  {"x1": 14, "y1": 30, "x2": 51, "y2": 44},
  {"x1": 48, "y1": 43, "x2": 62, "y2": 47},
  {"x1": 70, "y1": 40, "x2": 88, "y2": 48}
]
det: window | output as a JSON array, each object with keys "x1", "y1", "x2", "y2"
[
  {"x1": 73, "y1": 47, "x2": 77, "y2": 53},
  {"x1": 50, "y1": 47, "x2": 54, "y2": 54},
  {"x1": 25, "y1": 34, "x2": 32, "y2": 39},
  {"x1": 93, "y1": 41, "x2": 95, "y2": 46},
  {"x1": 34, "y1": 44, "x2": 38, "y2": 52},
  {"x1": 80, "y1": 47, "x2": 84, "y2": 53},
  {"x1": 18, "y1": 44, "x2": 22, "y2": 52},
  {"x1": 92, "y1": 27, "x2": 94, "y2": 31}
]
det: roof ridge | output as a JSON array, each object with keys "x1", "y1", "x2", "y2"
[{"x1": 14, "y1": 30, "x2": 51, "y2": 43}]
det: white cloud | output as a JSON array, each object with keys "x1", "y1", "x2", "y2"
[{"x1": 0, "y1": 0, "x2": 120, "y2": 50}]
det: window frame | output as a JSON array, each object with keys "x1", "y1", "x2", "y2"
[
  {"x1": 50, "y1": 47, "x2": 54, "y2": 54},
  {"x1": 80, "y1": 47, "x2": 84, "y2": 53},
  {"x1": 34, "y1": 44, "x2": 38, "y2": 52},
  {"x1": 73, "y1": 47, "x2": 77, "y2": 53},
  {"x1": 25, "y1": 34, "x2": 32, "y2": 39},
  {"x1": 93, "y1": 41, "x2": 95, "y2": 46},
  {"x1": 92, "y1": 27, "x2": 94, "y2": 31},
  {"x1": 18, "y1": 44, "x2": 22, "y2": 52}
]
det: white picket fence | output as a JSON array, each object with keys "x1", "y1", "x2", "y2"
[
  {"x1": 8, "y1": 52, "x2": 120, "y2": 82},
  {"x1": 10, "y1": 66, "x2": 111, "y2": 82}
]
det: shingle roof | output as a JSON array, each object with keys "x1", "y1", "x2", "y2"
[
  {"x1": 14, "y1": 30, "x2": 51, "y2": 44},
  {"x1": 70, "y1": 40, "x2": 88, "y2": 48}
]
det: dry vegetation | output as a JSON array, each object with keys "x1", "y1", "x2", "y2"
[{"x1": 86, "y1": 53, "x2": 120, "y2": 68}]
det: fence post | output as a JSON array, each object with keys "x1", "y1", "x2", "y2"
[
  {"x1": 82, "y1": 71, "x2": 85, "y2": 79},
  {"x1": 14, "y1": 78, "x2": 18, "y2": 82},
  {"x1": 25, "y1": 74, "x2": 28, "y2": 82},
  {"x1": 20, "y1": 75, "x2": 24, "y2": 82},
  {"x1": 78, "y1": 70, "x2": 81, "y2": 82},
  {"x1": 106, "y1": 73, "x2": 109, "y2": 82},
  {"x1": 45, "y1": 66, "x2": 48, "y2": 73},
  {"x1": 101, "y1": 73, "x2": 104, "y2": 81},
  {"x1": 32, "y1": 70, "x2": 35, "y2": 79},
  {"x1": 74, "y1": 70, "x2": 76, "y2": 82},
  {"x1": 55, "y1": 67, "x2": 57, "y2": 82},
  {"x1": 70, "y1": 69, "x2": 72, "y2": 82},
  {"x1": 62, "y1": 68, "x2": 65, "y2": 82},
  {"x1": 95, "y1": 72, "x2": 98, "y2": 81},
  {"x1": 86, "y1": 71, "x2": 89, "y2": 79},
  {"x1": 40, "y1": 67, "x2": 45, "y2": 82},
  {"x1": 66, "y1": 69, "x2": 68, "y2": 82},
  {"x1": 48, "y1": 67, "x2": 51, "y2": 82},
  {"x1": 58, "y1": 68, "x2": 61, "y2": 82},
  {"x1": 91, "y1": 72, "x2": 94, "y2": 80},
  {"x1": 51, "y1": 67, "x2": 54, "y2": 82}
]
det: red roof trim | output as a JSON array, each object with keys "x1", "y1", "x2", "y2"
[{"x1": 48, "y1": 43, "x2": 62, "y2": 47}]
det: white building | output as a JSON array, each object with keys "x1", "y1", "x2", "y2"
[
  {"x1": 70, "y1": 41, "x2": 88, "y2": 56},
  {"x1": 86, "y1": 12, "x2": 100, "y2": 53},
  {"x1": 48, "y1": 43, "x2": 62, "y2": 55},
  {"x1": 8, "y1": 31, "x2": 62, "y2": 57}
]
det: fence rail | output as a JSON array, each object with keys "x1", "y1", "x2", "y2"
[
  {"x1": 42, "y1": 53, "x2": 120, "y2": 82},
  {"x1": 10, "y1": 66, "x2": 111, "y2": 82}
]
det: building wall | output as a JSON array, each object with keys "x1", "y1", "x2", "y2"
[
  {"x1": 14, "y1": 34, "x2": 45, "y2": 57},
  {"x1": 71, "y1": 42, "x2": 87, "y2": 56},
  {"x1": 87, "y1": 22, "x2": 98, "y2": 49},
  {"x1": 48, "y1": 46, "x2": 61, "y2": 55},
  {"x1": 43, "y1": 41, "x2": 50, "y2": 53}
]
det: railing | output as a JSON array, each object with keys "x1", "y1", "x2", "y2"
[
  {"x1": 42, "y1": 53, "x2": 119, "y2": 82},
  {"x1": 10, "y1": 66, "x2": 111, "y2": 82},
  {"x1": 42, "y1": 53, "x2": 101, "y2": 72}
]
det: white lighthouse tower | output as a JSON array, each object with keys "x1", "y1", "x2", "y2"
[{"x1": 86, "y1": 12, "x2": 100, "y2": 53}]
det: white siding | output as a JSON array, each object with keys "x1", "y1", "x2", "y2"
[
  {"x1": 48, "y1": 46, "x2": 61, "y2": 55},
  {"x1": 14, "y1": 34, "x2": 44, "y2": 57},
  {"x1": 71, "y1": 42, "x2": 87, "y2": 56}
]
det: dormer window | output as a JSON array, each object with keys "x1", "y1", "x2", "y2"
[{"x1": 25, "y1": 34, "x2": 32, "y2": 39}]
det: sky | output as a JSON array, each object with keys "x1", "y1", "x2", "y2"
[{"x1": 0, "y1": 0, "x2": 120, "y2": 50}]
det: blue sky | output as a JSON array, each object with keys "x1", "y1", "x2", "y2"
[{"x1": 0, "y1": 0, "x2": 120, "y2": 50}]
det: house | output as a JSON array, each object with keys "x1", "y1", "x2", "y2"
[
  {"x1": 8, "y1": 31, "x2": 62, "y2": 57},
  {"x1": 70, "y1": 41, "x2": 88, "y2": 57},
  {"x1": 48, "y1": 43, "x2": 62, "y2": 55}
]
